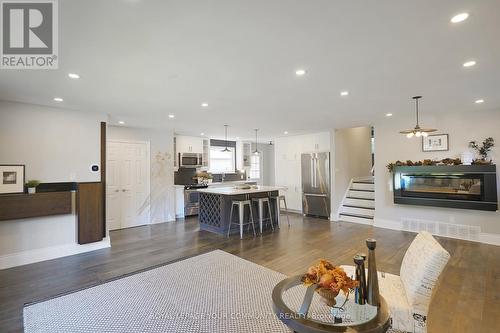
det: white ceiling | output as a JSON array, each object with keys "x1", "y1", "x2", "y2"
[{"x1": 1, "y1": 0, "x2": 499, "y2": 141}]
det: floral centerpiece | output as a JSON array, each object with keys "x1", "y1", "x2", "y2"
[{"x1": 301, "y1": 259, "x2": 359, "y2": 306}]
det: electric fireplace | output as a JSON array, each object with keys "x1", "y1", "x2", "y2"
[{"x1": 393, "y1": 165, "x2": 497, "y2": 211}]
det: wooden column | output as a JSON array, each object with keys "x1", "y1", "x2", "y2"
[{"x1": 77, "y1": 122, "x2": 106, "y2": 244}]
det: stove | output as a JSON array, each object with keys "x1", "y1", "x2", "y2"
[{"x1": 183, "y1": 184, "x2": 209, "y2": 216}]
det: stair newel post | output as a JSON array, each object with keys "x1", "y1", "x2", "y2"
[{"x1": 366, "y1": 238, "x2": 381, "y2": 306}]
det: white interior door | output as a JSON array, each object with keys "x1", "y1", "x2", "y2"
[{"x1": 106, "y1": 141, "x2": 150, "y2": 230}]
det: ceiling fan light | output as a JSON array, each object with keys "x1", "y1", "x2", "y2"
[
  {"x1": 421, "y1": 132, "x2": 429, "y2": 137},
  {"x1": 406, "y1": 133, "x2": 414, "y2": 138},
  {"x1": 415, "y1": 131, "x2": 422, "y2": 137}
]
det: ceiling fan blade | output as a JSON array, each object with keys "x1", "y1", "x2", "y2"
[
  {"x1": 420, "y1": 128, "x2": 437, "y2": 133},
  {"x1": 399, "y1": 129, "x2": 414, "y2": 134}
]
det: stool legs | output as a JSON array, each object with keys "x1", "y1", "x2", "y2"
[
  {"x1": 249, "y1": 206, "x2": 256, "y2": 236},
  {"x1": 282, "y1": 197, "x2": 290, "y2": 227},
  {"x1": 266, "y1": 200, "x2": 274, "y2": 231},
  {"x1": 258, "y1": 199, "x2": 264, "y2": 234},
  {"x1": 238, "y1": 203, "x2": 244, "y2": 239}
]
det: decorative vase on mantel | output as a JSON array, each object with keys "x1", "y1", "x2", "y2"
[{"x1": 366, "y1": 238, "x2": 381, "y2": 306}]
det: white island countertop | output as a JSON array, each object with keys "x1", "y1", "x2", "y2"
[{"x1": 197, "y1": 186, "x2": 282, "y2": 196}]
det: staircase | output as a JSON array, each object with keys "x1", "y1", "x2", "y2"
[{"x1": 338, "y1": 176, "x2": 375, "y2": 225}]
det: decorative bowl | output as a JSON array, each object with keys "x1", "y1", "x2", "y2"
[{"x1": 315, "y1": 288, "x2": 339, "y2": 307}]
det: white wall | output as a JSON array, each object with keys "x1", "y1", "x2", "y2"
[
  {"x1": 107, "y1": 126, "x2": 175, "y2": 223},
  {"x1": 0, "y1": 101, "x2": 109, "y2": 269},
  {"x1": 251, "y1": 143, "x2": 275, "y2": 186},
  {"x1": 373, "y1": 109, "x2": 500, "y2": 241},
  {"x1": 332, "y1": 127, "x2": 372, "y2": 215}
]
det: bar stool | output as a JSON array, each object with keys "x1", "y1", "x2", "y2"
[
  {"x1": 252, "y1": 197, "x2": 274, "y2": 234},
  {"x1": 228, "y1": 200, "x2": 256, "y2": 239},
  {"x1": 276, "y1": 195, "x2": 291, "y2": 227}
]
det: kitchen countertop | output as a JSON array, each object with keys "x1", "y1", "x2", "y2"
[
  {"x1": 197, "y1": 185, "x2": 282, "y2": 196},
  {"x1": 173, "y1": 180, "x2": 257, "y2": 188}
]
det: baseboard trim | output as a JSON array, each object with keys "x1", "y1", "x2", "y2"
[
  {"x1": 374, "y1": 218, "x2": 500, "y2": 246},
  {"x1": 0, "y1": 238, "x2": 111, "y2": 270}
]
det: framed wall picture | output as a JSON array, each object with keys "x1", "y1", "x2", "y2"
[
  {"x1": 0, "y1": 165, "x2": 25, "y2": 194},
  {"x1": 422, "y1": 134, "x2": 449, "y2": 152}
]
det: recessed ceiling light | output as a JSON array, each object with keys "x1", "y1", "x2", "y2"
[
  {"x1": 451, "y1": 13, "x2": 469, "y2": 23},
  {"x1": 475, "y1": 99, "x2": 484, "y2": 104},
  {"x1": 68, "y1": 73, "x2": 80, "y2": 79},
  {"x1": 168, "y1": 114, "x2": 175, "y2": 119},
  {"x1": 295, "y1": 69, "x2": 306, "y2": 76},
  {"x1": 463, "y1": 60, "x2": 476, "y2": 67},
  {"x1": 385, "y1": 113, "x2": 393, "y2": 117},
  {"x1": 284, "y1": 131, "x2": 289, "y2": 135},
  {"x1": 118, "y1": 121, "x2": 125, "y2": 125},
  {"x1": 340, "y1": 91, "x2": 349, "y2": 96},
  {"x1": 53, "y1": 97, "x2": 63, "y2": 102},
  {"x1": 200, "y1": 132, "x2": 205, "y2": 136},
  {"x1": 201, "y1": 103, "x2": 208, "y2": 107}
]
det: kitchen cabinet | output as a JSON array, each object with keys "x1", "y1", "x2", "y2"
[
  {"x1": 202, "y1": 139, "x2": 210, "y2": 169},
  {"x1": 242, "y1": 142, "x2": 252, "y2": 167},
  {"x1": 301, "y1": 132, "x2": 331, "y2": 152},
  {"x1": 176, "y1": 135, "x2": 204, "y2": 154}
]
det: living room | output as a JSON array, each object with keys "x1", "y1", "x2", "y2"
[{"x1": 0, "y1": 1, "x2": 499, "y2": 332}]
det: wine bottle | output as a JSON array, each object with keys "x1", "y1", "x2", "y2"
[{"x1": 366, "y1": 238, "x2": 380, "y2": 306}]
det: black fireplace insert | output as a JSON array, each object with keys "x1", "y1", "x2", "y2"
[{"x1": 393, "y1": 165, "x2": 498, "y2": 211}]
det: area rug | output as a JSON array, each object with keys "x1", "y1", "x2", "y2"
[{"x1": 23, "y1": 250, "x2": 292, "y2": 333}]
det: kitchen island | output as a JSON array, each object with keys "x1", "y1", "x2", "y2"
[{"x1": 197, "y1": 186, "x2": 282, "y2": 235}]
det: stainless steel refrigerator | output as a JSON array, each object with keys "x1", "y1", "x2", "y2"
[{"x1": 301, "y1": 152, "x2": 330, "y2": 218}]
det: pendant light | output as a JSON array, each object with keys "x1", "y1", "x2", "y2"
[
  {"x1": 222, "y1": 125, "x2": 230, "y2": 152},
  {"x1": 399, "y1": 96, "x2": 437, "y2": 138},
  {"x1": 253, "y1": 129, "x2": 260, "y2": 155}
]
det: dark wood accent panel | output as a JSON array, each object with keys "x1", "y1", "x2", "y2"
[
  {"x1": 77, "y1": 182, "x2": 104, "y2": 244},
  {"x1": 0, "y1": 192, "x2": 72, "y2": 221},
  {"x1": 100, "y1": 121, "x2": 107, "y2": 237}
]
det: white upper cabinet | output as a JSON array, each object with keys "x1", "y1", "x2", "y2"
[
  {"x1": 176, "y1": 135, "x2": 204, "y2": 154},
  {"x1": 301, "y1": 132, "x2": 331, "y2": 152}
]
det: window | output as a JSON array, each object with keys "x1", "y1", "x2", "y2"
[
  {"x1": 209, "y1": 147, "x2": 235, "y2": 173},
  {"x1": 250, "y1": 154, "x2": 261, "y2": 179}
]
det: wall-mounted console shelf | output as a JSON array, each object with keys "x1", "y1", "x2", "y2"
[
  {"x1": 393, "y1": 164, "x2": 498, "y2": 211},
  {"x1": 0, "y1": 191, "x2": 73, "y2": 221}
]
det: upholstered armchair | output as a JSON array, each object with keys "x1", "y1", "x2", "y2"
[{"x1": 342, "y1": 231, "x2": 450, "y2": 333}]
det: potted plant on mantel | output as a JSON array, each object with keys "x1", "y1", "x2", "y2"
[
  {"x1": 26, "y1": 180, "x2": 41, "y2": 194},
  {"x1": 469, "y1": 137, "x2": 495, "y2": 165}
]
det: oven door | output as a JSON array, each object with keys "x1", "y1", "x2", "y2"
[
  {"x1": 184, "y1": 190, "x2": 200, "y2": 216},
  {"x1": 179, "y1": 153, "x2": 202, "y2": 168}
]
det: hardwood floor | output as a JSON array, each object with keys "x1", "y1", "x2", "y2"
[{"x1": 1, "y1": 215, "x2": 499, "y2": 332}]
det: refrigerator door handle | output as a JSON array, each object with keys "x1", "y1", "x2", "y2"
[
  {"x1": 310, "y1": 158, "x2": 315, "y2": 188},
  {"x1": 304, "y1": 193, "x2": 328, "y2": 197}
]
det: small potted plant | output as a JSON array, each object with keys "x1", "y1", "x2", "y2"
[
  {"x1": 26, "y1": 180, "x2": 41, "y2": 194},
  {"x1": 469, "y1": 137, "x2": 495, "y2": 164}
]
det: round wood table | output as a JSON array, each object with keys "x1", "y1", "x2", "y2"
[{"x1": 272, "y1": 275, "x2": 391, "y2": 333}]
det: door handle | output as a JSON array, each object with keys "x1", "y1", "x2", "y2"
[
  {"x1": 304, "y1": 193, "x2": 328, "y2": 197},
  {"x1": 122, "y1": 189, "x2": 128, "y2": 192}
]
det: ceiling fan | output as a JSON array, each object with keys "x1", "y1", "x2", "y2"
[{"x1": 399, "y1": 96, "x2": 437, "y2": 138}]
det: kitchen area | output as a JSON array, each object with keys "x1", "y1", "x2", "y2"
[
  {"x1": 173, "y1": 130, "x2": 333, "y2": 237},
  {"x1": 173, "y1": 131, "x2": 264, "y2": 220}
]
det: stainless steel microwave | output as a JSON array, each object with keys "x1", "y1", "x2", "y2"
[{"x1": 179, "y1": 153, "x2": 203, "y2": 168}]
